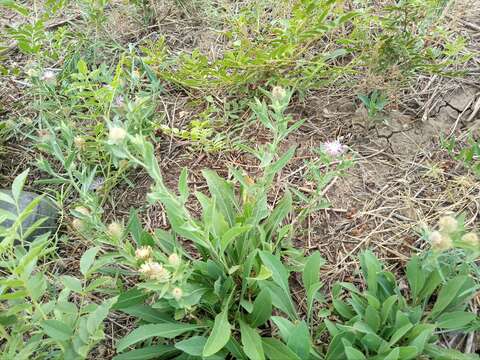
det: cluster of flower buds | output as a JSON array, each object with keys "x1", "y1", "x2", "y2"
[
  {"x1": 135, "y1": 247, "x2": 184, "y2": 301},
  {"x1": 429, "y1": 215, "x2": 479, "y2": 252}
]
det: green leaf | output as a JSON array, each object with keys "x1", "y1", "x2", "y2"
[
  {"x1": 221, "y1": 225, "x2": 252, "y2": 252},
  {"x1": 80, "y1": 247, "x2": 99, "y2": 276},
  {"x1": 202, "y1": 170, "x2": 236, "y2": 226},
  {"x1": 271, "y1": 316, "x2": 295, "y2": 342},
  {"x1": 302, "y1": 251, "x2": 324, "y2": 293},
  {"x1": 388, "y1": 323, "x2": 413, "y2": 347},
  {"x1": 112, "y1": 345, "x2": 178, "y2": 360},
  {"x1": 61, "y1": 275, "x2": 83, "y2": 293},
  {"x1": 406, "y1": 256, "x2": 425, "y2": 302},
  {"x1": 11, "y1": 169, "x2": 29, "y2": 203},
  {"x1": 112, "y1": 288, "x2": 148, "y2": 310},
  {"x1": 345, "y1": 346, "x2": 367, "y2": 360},
  {"x1": 249, "y1": 288, "x2": 272, "y2": 327},
  {"x1": 121, "y1": 305, "x2": 172, "y2": 323},
  {"x1": 359, "y1": 250, "x2": 382, "y2": 297},
  {"x1": 365, "y1": 305, "x2": 380, "y2": 333},
  {"x1": 287, "y1": 321, "x2": 310, "y2": 359},
  {"x1": 383, "y1": 347, "x2": 400, "y2": 360},
  {"x1": 117, "y1": 323, "x2": 200, "y2": 352},
  {"x1": 87, "y1": 297, "x2": 117, "y2": 334},
  {"x1": 266, "y1": 146, "x2": 296, "y2": 177},
  {"x1": 431, "y1": 276, "x2": 470, "y2": 318},
  {"x1": 178, "y1": 168, "x2": 189, "y2": 201},
  {"x1": 240, "y1": 320, "x2": 265, "y2": 360},
  {"x1": 264, "y1": 191, "x2": 292, "y2": 236},
  {"x1": 262, "y1": 338, "x2": 301, "y2": 360},
  {"x1": 259, "y1": 252, "x2": 289, "y2": 295},
  {"x1": 175, "y1": 336, "x2": 207, "y2": 356},
  {"x1": 203, "y1": 309, "x2": 231, "y2": 357},
  {"x1": 41, "y1": 319, "x2": 73, "y2": 341},
  {"x1": 260, "y1": 282, "x2": 297, "y2": 320},
  {"x1": 436, "y1": 311, "x2": 477, "y2": 330}
]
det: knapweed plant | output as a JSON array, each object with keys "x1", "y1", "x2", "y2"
[
  {"x1": 325, "y1": 237, "x2": 479, "y2": 360},
  {"x1": 101, "y1": 88, "x2": 331, "y2": 359}
]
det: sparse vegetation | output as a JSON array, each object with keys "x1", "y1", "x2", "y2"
[{"x1": 1, "y1": 0, "x2": 479, "y2": 359}]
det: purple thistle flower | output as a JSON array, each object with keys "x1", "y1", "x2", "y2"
[{"x1": 322, "y1": 140, "x2": 346, "y2": 157}]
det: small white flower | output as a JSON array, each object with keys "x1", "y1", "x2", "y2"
[
  {"x1": 107, "y1": 221, "x2": 123, "y2": 238},
  {"x1": 429, "y1": 230, "x2": 452, "y2": 251},
  {"x1": 41, "y1": 70, "x2": 56, "y2": 82},
  {"x1": 139, "y1": 261, "x2": 170, "y2": 282},
  {"x1": 272, "y1": 86, "x2": 286, "y2": 100},
  {"x1": 322, "y1": 140, "x2": 346, "y2": 157},
  {"x1": 135, "y1": 246, "x2": 153, "y2": 261},
  {"x1": 108, "y1": 127, "x2": 127, "y2": 143},
  {"x1": 168, "y1": 253, "x2": 181, "y2": 267},
  {"x1": 114, "y1": 95, "x2": 125, "y2": 107},
  {"x1": 461, "y1": 232, "x2": 479, "y2": 247},
  {"x1": 74, "y1": 136, "x2": 86, "y2": 150},
  {"x1": 172, "y1": 287, "x2": 183, "y2": 301},
  {"x1": 438, "y1": 216, "x2": 458, "y2": 234}
]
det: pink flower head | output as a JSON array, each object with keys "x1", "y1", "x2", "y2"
[
  {"x1": 322, "y1": 140, "x2": 346, "y2": 157},
  {"x1": 41, "y1": 70, "x2": 56, "y2": 82}
]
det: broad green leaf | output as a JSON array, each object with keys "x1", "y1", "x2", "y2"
[
  {"x1": 203, "y1": 309, "x2": 231, "y2": 357},
  {"x1": 436, "y1": 311, "x2": 477, "y2": 329},
  {"x1": 431, "y1": 276, "x2": 469, "y2": 318},
  {"x1": 221, "y1": 225, "x2": 251, "y2": 252},
  {"x1": 359, "y1": 250, "x2": 382, "y2": 297},
  {"x1": 80, "y1": 247, "x2": 99, "y2": 276},
  {"x1": 202, "y1": 170, "x2": 236, "y2": 226},
  {"x1": 240, "y1": 320, "x2": 265, "y2": 360},
  {"x1": 264, "y1": 191, "x2": 292, "y2": 236},
  {"x1": 117, "y1": 323, "x2": 200, "y2": 352},
  {"x1": 287, "y1": 321, "x2": 310, "y2": 359},
  {"x1": 383, "y1": 347, "x2": 400, "y2": 360},
  {"x1": 302, "y1": 251, "x2": 324, "y2": 293},
  {"x1": 112, "y1": 288, "x2": 148, "y2": 310},
  {"x1": 406, "y1": 256, "x2": 425, "y2": 302},
  {"x1": 365, "y1": 305, "x2": 380, "y2": 333},
  {"x1": 261, "y1": 282, "x2": 297, "y2": 320},
  {"x1": 408, "y1": 329, "x2": 430, "y2": 355},
  {"x1": 262, "y1": 338, "x2": 301, "y2": 360},
  {"x1": 258, "y1": 252, "x2": 289, "y2": 295},
  {"x1": 388, "y1": 323, "x2": 413, "y2": 347},
  {"x1": 381, "y1": 295, "x2": 397, "y2": 325},
  {"x1": 178, "y1": 168, "x2": 189, "y2": 201},
  {"x1": 61, "y1": 275, "x2": 83, "y2": 293},
  {"x1": 271, "y1": 316, "x2": 295, "y2": 342},
  {"x1": 121, "y1": 305, "x2": 172, "y2": 323},
  {"x1": 87, "y1": 297, "x2": 117, "y2": 334},
  {"x1": 424, "y1": 343, "x2": 480, "y2": 360},
  {"x1": 266, "y1": 146, "x2": 296, "y2": 177},
  {"x1": 112, "y1": 345, "x2": 178, "y2": 360},
  {"x1": 12, "y1": 169, "x2": 29, "y2": 203},
  {"x1": 333, "y1": 298, "x2": 354, "y2": 319},
  {"x1": 397, "y1": 346, "x2": 418, "y2": 360},
  {"x1": 41, "y1": 319, "x2": 73, "y2": 341},
  {"x1": 249, "y1": 288, "x2": 272, "y2": 327},
  {"x1": 345, "y1": 346, "x2": 367, "y2": 360},
  {"x1": 248, "y1": 265, "x2": 272, "y2": 281},
  {"x1": 175, "y1": 336, "x2": 207, "y2": 356}
]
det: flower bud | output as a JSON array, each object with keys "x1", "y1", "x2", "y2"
[
  {"x1": 139, "y1": 261, "x2": 170, "y2": 282},
  {"x1": 74, "y1": 206, "x2": 90, "y2": 216},
  {"x1": 135, "y1": 246, "x2": 153, "y2": 261},
  {"x1": 74, "y1": 136, "x2": 86, "y2": 150},
  {"x1": 108, "y1": 127, "x2": 127, "y2": 143},
  {"x1": 172, "y1": 287, "x2": 183, "y2": 301},
  {"x1": 438, "y1": 216, "x2": 458, "y2": 234},
  {"x1": 107, "y1": 221, "x2": 123, "y2": 238},
  {"x1": 168, "y1": 253, "x2": 181, "y2": 267},
  {"x1": 271, "y1": 86, "x2": 286, "y2": 101},
  {"x1": 430, "y1": 230, "x2": 452, "y2": 251},
  {"x1": 461, "y1": 232, "x2": 479, "y2": 247},
  {"x1": 72, "y1": 218, "x2": 84, "y2": 231}
]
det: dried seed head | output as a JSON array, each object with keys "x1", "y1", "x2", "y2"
[
  {"x1": 37, "y1": 129, "x2": 51, "y2": 142},
  {"x1": 271, "y1": 86, "x2": 286, "y2": 101},
  {"x1": 172, "y1": 287, "x2": 183, "y2": 301},
  {"x1": 108, "y1": 127, "x2": 127, "y2": 143},
  {"x1": 139, "y1": 261, "x2": 170, "y2": 282},
  {"x1": 135, "y1": 246, "x2": 153, "y2": 261},
  {"x1": 74, "y1": 206, "x2": 90, "y2": 216},
  {"x1": 429, "y1": 230, "x2": 452, "y2": 251},
  {"x1": 107, "y1": 221, "x2": 123, "y2": 238},
  {"x1": 74, "y1": 136, "x2": 86, "y2": 150},
  {"x1": 438, "y1": 216, "x2": 458, "y2": 234},
  {"x1": 114, "y1": 95, "x2": 125, "y2": 107},
  {"x1": 461, "y1": 232, "x2": 479, "y2": 247},
  {"x1": 168, "y1": 253, "x2": 181, "y2": 267},
  {"x1": 72, "y1": 218, "x2": 84, "y2": 231}
]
